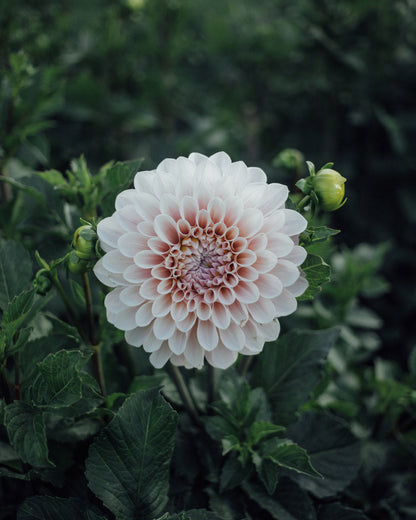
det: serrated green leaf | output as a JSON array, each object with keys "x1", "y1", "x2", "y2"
[
  {"x1": 252, "y1": 329, "x2": 339, "y2": 425},
  {"x1": 287, "y1": 412, "x2": 361, "y2": 498},
  {"x1": 85, "y1": 388, "x2": 178, "y2": 520},
  {"x1": 17, "y1": 496, "x2": 85, "y2": 520},
  {"x1": 298, "y1": 254, "x2": 331, "y2": 300},
  {"x1": 220, "y1": 455, "x2": 250, "y2": 492},
  {"x1": 0, "y1": 239, "x2": 32, "y2": 311},
  {"x1": 249, "y1": 421, "x2": 286, "y2": 445},
  {"x1": 256, "y1": 457, "x2": 280, "y2": 494},
  {"x1": 4, "y1": 401, "x2": 53, "y2": 468},
  {"x1": 30, "y1": 350, "x2": 89, "y2": 409},
  {"x1": 243, "y1": 479, "x2": 316, "y2": 520},
  {"x1": 318, "y1": 503, "x2": 369, "y2": 520},
  {"x1": 262, "y1": 439, "x2": 322, "y2": 478},
  {"x1": 155, "y1": 510, "x2": 222, "y2": 520}
]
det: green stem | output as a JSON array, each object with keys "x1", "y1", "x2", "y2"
[
  {"x1": 82, "y1": 272, "x2": 95, "y2": 345},
  {"x1": 167, "y1": 363, "x2": 201, "y2": 426},
  {"x1": 241, "y1": 356, "x2": 254, "y2": 378},
  {"x1": 207, "y1": 364, "x2": 215, "y2": 405},
  {"x1": 297, "y1": 195, "x2": 311, "y2": 213},
  {"x1": 92, "y1": 343, "x2": 106, "y2": 397}
]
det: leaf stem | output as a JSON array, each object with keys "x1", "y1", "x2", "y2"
[
  {"x1": 207, "y1": 364, "x2": 215, "y2": 405},
  {"x1": 82, "y1": 272, "x2": 95, "y2": 345},
  {"x1": 167, "y1": 363, "x2": 201, "y2": 426},
  {"x1": 297, "y1": 195, "x2": 311, "y2": 213}
]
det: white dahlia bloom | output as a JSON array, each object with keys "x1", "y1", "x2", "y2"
[{"x1": 94, "y1": 152, "x2": 308, "y2": 370}]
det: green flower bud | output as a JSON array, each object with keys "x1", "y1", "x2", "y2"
[
  {"x1": 72, "y1": 225, "x2": 97, "y2": 261},
  {"x1": 313, "y1": 169, "x2": 346, "y2": 212},
  {"x1": 33, "y1": 269, "x2": 52, "y2": 295},
  {"x1": 67, "y1": 250, "x2": 90, "y2": 274}
]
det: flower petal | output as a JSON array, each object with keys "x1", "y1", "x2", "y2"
[{"x1": 197, "y1": 319, "x2": 219, "y2": 351}]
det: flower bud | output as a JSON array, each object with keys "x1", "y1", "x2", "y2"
[
  {"x1": 313, "y1": 169, "x2": 346, "y2": 211},
  {"x1": 33, "y1": 269, "x2": 52, "y2": 295},
  {"x1": 67, "y1": 251, "x2": 90, "y2": 274},
  {"x1": 72, "y1": 225, "x2": 97, "y2": 261}
]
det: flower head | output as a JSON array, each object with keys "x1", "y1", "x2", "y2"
[{"x1": 94, "y1": 152, "x2": 308, "y2": 369}]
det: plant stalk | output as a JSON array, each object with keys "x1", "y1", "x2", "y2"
[{"x1": 167, "y1": 363, "x2": 201, "y2": 426}]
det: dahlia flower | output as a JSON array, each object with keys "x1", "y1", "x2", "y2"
[{"x1": 94, "y1": 152, "x2": 308, "y2": 369}]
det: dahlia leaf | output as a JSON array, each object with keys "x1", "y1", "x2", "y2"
[
  {"x1": 0, "y1": 239, "x2": 32, "y2": 311},
  {"x1": 242, "y1": 479, "x2": 316, "y2": 520},
  {"x1": 260, "y1": 439, "x2": 322, "y2": 478},
  {"x1": 318, "y1": 503, "x2": 369, "y2": 520},
  {"x1": 85, "y1": 388, "x2": 178, "y2": 520},
  {"x1": 297, "y1": 254, "x2": 331, "y2": 300},
  {"x1": 4, "y1": 401, "x2": 53, "y2": 468},
  {"x1": 155, "y1": 510, "x2": 223, "y2": 520},
  {"x1": 252, "y1": 329, "x2": 339, "y2": 425},
  {"x1": 17, "y1": 496, "x2": 96, "y2": 520},
  {"x1": 256, "y1": 457, "x2": 280, "y2": 495},
  {"x1": 287, "y1": 412, "x2": 361, "y2": 498}
]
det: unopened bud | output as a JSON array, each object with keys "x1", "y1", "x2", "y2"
[
  {"x1": 72, "y1": 225, "x2": 97, "y2": 261},
  {"x1": 313, "y1": 169, "x2": 346, "y2": 212}
]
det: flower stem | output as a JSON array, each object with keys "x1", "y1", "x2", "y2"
[
  {"x1": 92, "y1": 343, "x2": 106, "y2": 397},
  {"x1": 207, "y1": 364, "x2": 215, "y2": 405},
  {"x1": 82, "y1": 272, "x2": 95, "y2": 345},
  {"x1": 297, "y1": 195, "x2": 311, "y2": 213},
  {"x1": 167, "y1": 363, "x2": 201, "y2": 426}
]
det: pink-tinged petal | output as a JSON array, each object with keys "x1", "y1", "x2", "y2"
[
  {"x1": 196, "y1": 302, "x2": 211, "y2": 320},
  {"x1": 236, "y1": 250, "x2": 257, "y2": 266},
  {"x1": 184, "y1": 326, "x2": 205, "y2": 368},
  {"x1": 134, "y1": 171, "x2": 155, "y2": 193},
  {"x1": 205, "y1": 344, "x2": 238, "y2": 369},
  {"x1": 117, "y1": 232, "x2": 148, "y2": 258},
  {"x1": 234, "y1": 281, "x2": 260, "y2": 304},
  {"x1": 223, "y1": 196, "x2": 244, "y2": 227},
  {"x1": 168, "y1": 329, "x2": 187, "y2": 355},
  {"x1": 242, "y1": 320, "x2": 264, "y2": 350},
  {"x1": 154, "y1": 214, "x2": 180, "y2": 244},
  {"x1": 271, "y1": 259, "x2": 300, "y2": 287},
  {"x1": 135, "y1": 191, "x2": 160, "y2": 221},
  {"x1": 102, "y1": 250, "x2": 132, "y2": 273},
  {"x1": 219, "y1": 322, "x2": 245, "y2": 351},
  {"x1": 248, "y1": 298, "x2": 276, "y2": 324},
  {"x1": 248, "y1": 233, "x2": 268, "y2": 252},
  {"x1": 283, "y1": 245, "x2": 307, "y2": 266},
  {"x1": 253, "y1": 250, "x2": 277, "y2": 273},
  {"x1": 258, "y1": 319, "x2": 281, "y2": 342},
  {"x1": 139, "y1": 278, "x2": 160, "y2": 300},
  {"x1": 217, "y1": 286, "x2": 236, "y2": 306},
  {"x1": 135, "y1": 302, "x2": 154, "y2": 326},
  {"x1": 231, "y1": 237, "x2": 247, "y2": 253},
  {"x1": 97, "y1": 217, "x2": 124, "y2": 250},
  {"x1": 197, "y1": 209, "x2": 211, "y2": 229},
  {"x1": 147, "y1": 237, "x2": 170, "y2": 254},
  {"x1": 116, "y1": 206, "x2": 141, "y2": 232},
  {"x1": 281, "y1": 209, "x2": 307, "y2": 236},
  {"x1": 151, "y1": 265, "x2": 171, "y2": 280},
  {"x1": 134, "y1": 250, "x2": 163, "y2": 269},
  {"x1": 125, "y1": 325, "x2": 152, "y2": 347},
  {"x1": 160, "y1": 193, "x2": 181, "y2": 220},
  {"x1": 256, "y1": 273, "x2": 283, "y2": 298},
  {"x1": 142, "y1": 328, "x2": 164, "y2": 352},
  {"x1": 209, "y1": 151, "x2": 232, "y2": 170},
  {"x1": 153, "y1": 314, "x2": 176, "y2": 340},
  {"x1": 115, "y1": 189, "x2": 137, "y2": 211},
  {"x1": 228, "y1": 300, "x2": 249, "y2": 326},
  {"x1": 104, "y1": 287, "x2": 124, "y2": 313},
  {"x1": 170, "y1": 354, "x2": 186, "y2": 367},
  {"x1": 158, "y1": 279, "x2": 174, "y2": 294},
  {"x1": 247, "y1": 166, "x2": 267, "y2": 184},
  {"x1": 149, "y1": 343, "x2": 172, "y2": 369},
  {"x1": 123, "y1": 264, "x2": 151, "y2": 283},
  {"x1": 211, "y1": 302, "x2": 231, "y2": 329},
  {"x1": 237, "y1": 266, "x2": 259, "y2": 282},
  {"x1": 109, "y1": 306, "x2": 138, "y2": 331},
  {"x1": 241, "y1": 183, "x2": 267, "y2": 208},
  {"x1": 137, "y1": 221, "x2": 156, "y2": 237},
  {"x1": 153, "y1": 172, "x2": 176, "y2": 199},
  {"x1": 208, "y1": 197, "x2": 226, "y2": 223},
  {"x1": 261, "y1": 211, "x2": 286, "y2": 234},
  {"x1": 120, "y1": 286, "x2": 144, "y2": 306},
  {"x1": 171, "y1": 301, "x2": 188, "y2": 322},
  {"x1": 176, "y1": 312, "x2": 196, "y2": 332},
  {"x1": 180, "y1": 196, "x2": 199, "y2": 225},
  {"x1": 286, "y1": 276, "x2": 308, "y2": 297},
  {"x1": 152, "y1": 293, "x2": 172, "y2": 317},
  {"x1": 228, "y1": 161, "x2": 248, "y2": 186},
  {"x1": 197, "y1": 319, "x2": 219, "y2": 351},
  {"x1": 267, "y1": 233, "x2": 294, "y2": 258},
  {"x1": 272, "y1": 289, "x2": 298, "y2": 316},
  {"x1": 177, "y1": 219, "x2": 191, "y2": 236},
  {"x1": 94, "y1": 259, "x2": 127, "y2": 288},
  {"x1": 257, "y1": 183, "x2": 289, "y2": 215}
]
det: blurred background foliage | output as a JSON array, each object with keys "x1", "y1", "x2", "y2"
[{"x1": 1, "y1": 0, "x2": 415, "y2": 363}]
